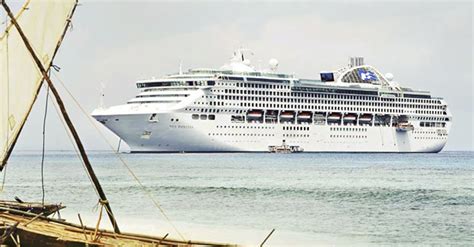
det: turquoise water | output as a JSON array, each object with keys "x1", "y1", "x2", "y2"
[{"x1": 1, "y1": 151, "x2": 473, "y2": 245}]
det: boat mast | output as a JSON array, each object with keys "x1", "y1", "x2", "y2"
[{"x1": 1, "y1": 0, "x2": 121, "y2": 234}]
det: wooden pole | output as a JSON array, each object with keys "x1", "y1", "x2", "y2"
[
  {"x1": 157, "y1": 233, "x2": 169, "y2": 245},
  {"x1": 260, "y1": 229, "x2": 275, "y2": 247},
  {"x1": 77, "y1": 213, "x2": 88, "y2": 241},
  {"x1": 1, "y1": 1, "x2": 121, "y2": 234}
]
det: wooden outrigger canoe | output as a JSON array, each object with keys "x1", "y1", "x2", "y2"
[
  {"x1": 0, "y1": 201, "x2": 235, "y2": 246},
  {"x1": 0, "y1": 199, "x2": 65, "y2": 217}
]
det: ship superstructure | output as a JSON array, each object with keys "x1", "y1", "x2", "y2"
[{"x1": 92, "y1": 49, "x2": 451, "y2": 153}]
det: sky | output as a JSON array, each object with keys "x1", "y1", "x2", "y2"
[{"x1": 2, "y1": 0, "x2": 473, "y2": 151}]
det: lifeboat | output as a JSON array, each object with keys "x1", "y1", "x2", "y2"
[
  {"x1": 327, "y1": 113, "x2": 342, "y2": 121},
  {"x1": 314, "y1": 112, "x2": 326, "y2": 119},
  {"x1": 343, "y1": 113, "x2": 357, "y2": 121},
  {"x1": 359, "y1": 114, "x2": 373, "y2": 122},
  {"x1": 297, "y1": 112, "x2": 312, "y2": 120},
  {"x1": 265, "y1": 110, "x2": 278, "y2": 123},
  {"x1": 265, "y1": 110, "x2": 278, "y2": 116},
  {"x1": 313, "y1": 112, "x2": 326, "y2": 125},
  {"x1": 280, "y1": 111, "x2": 295, "y2": 119},
  {"x1": 247, "y1": 110, "x2": 263, "y2": 118},
  {"x1": 396, "y1": 123, "x2": 414, "y2": 132}
]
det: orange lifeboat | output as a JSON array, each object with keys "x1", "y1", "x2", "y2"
[
  {"x1": 247, "y1": 110, "x2": 263, "y2": 118},
  {"x1": 280, "y1": 111, "x2": 295, "y2": 119},
  {"x1": 359, "y1": 113, "x2": 373, "y2": 122},
  {"x1": 297, "y1": 111, "x2": 312, "y2": 120},
  {"x1": 343, "y1": 113, "x2": 357, "y2": 121},
  {"x1": 327, "y1": 113, "x2": 342, "y2": 121}
]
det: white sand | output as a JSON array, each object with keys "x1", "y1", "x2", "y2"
[{"x1": 60, "y1": 211, "x2": 356, "y2": 246}]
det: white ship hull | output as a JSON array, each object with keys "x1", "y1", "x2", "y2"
[
  {"x1": 92, "y1": 52, "x2": 452, "y2": 153},
  {"x1": 92, "y1": 111, "x2": 449, "y2": 153}
]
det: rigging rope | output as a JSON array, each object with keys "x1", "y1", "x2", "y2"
[
  {"x1": 92, "y1": 198, "x2": 118, "y2": 239},
  {"x1": 51, "y1": 71, "x2": 186, "y2": 241},
  {"x1": 1, "y1": 14, "x2": 9, "y2": 193},
  {"x1": 92, "y1": 200, "x2": 104, "y2": 241},
  {"x1": 47, "y1": 92, "x2": 101, "y2": 201},
  {"x1": 40, "y1": 84, "x2": 50, "y2": 206},
  {"x1": 0, "y1": 162, "x2": 7, "y2": 193}
]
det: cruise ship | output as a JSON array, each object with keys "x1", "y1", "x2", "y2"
[{"x1": 92, "y1": 49, "x2": 451, "y2": 153}]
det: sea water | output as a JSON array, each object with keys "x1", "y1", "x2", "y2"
[{"x1": 1, "y1": 151, "x2": 473, "y2": 246}]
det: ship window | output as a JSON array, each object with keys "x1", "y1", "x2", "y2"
[
  {"x1": 200, "y1": 114, "x2": 207, "y2": 120},
  {"x1": 208, "y1": 115, "x2": 215, "y2": 120},
  {"x1": 192, "y1": 114, "x2": 199, "y2": 120}
]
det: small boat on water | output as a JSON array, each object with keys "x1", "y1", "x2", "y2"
[{"x1": 268, "y1": 140, "x2": 304, "y2": 153}]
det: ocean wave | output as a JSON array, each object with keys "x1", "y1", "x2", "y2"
[{"x1": 114, "y1": 185, "x2": 474, "y2": 206}]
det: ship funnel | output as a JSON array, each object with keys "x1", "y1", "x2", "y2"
[{"x1": 349, "y1": 57, "x2": 364, "y2": 67}]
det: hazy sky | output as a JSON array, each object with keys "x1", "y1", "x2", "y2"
[{"x1": 3, "y1": 1, "x2": 473, "y2": 151}]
